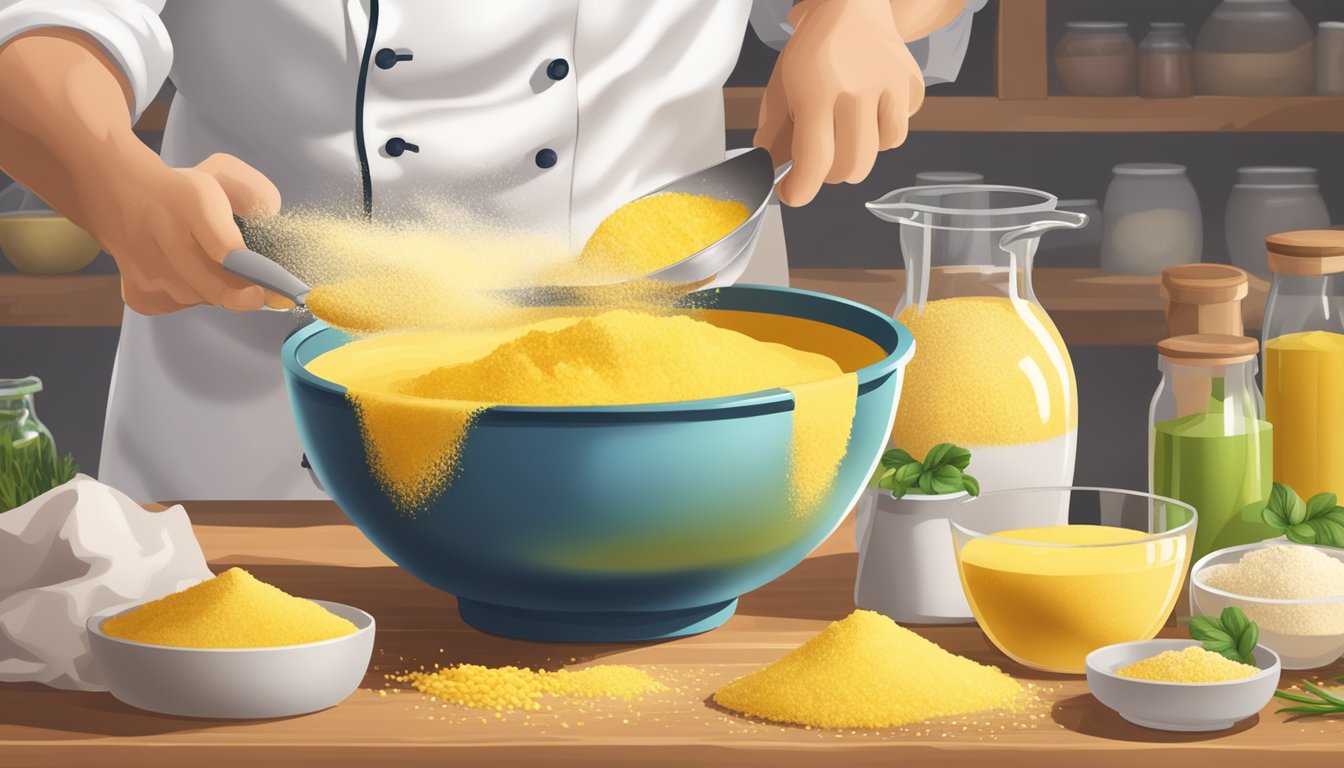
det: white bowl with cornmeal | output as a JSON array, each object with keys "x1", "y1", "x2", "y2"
[
  {"x1": 1191, "y1": 542, "x2": 1344, "y2": 670},
  {"x1": 1086, "y1": 639, "x2": 1281, "y2": 732},
  {"x1": 87, "y1": 600, "x2": 375, "y2": 719}
]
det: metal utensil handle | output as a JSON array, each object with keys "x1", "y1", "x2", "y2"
[{"x1": 222, "y1": 248, "x2": 312, "y2": 306}]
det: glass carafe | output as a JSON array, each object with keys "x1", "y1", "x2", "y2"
[
  {"x1": 0, "y1": 376, "x2": 54, "y2": 452},
  {"x1": 1261, "y1": 230, "x2": 1344, "y2": 500},
  {"x1": 1149, "y1": 335, "x2": 1272, "y2": 566},
  {"x1": 867, "y1": 185, "x2": 1086, "y2": 495}
]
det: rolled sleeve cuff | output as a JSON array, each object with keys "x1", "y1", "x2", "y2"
[{"x1": 0, "y1": 0, "x2": 171, "y2": 119}]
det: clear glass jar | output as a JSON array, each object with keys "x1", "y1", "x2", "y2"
[
  {"x1": 0, "y1": 376, "x2": 54, "y2": 452},
  {"x1": 1100, "y1": 163, "x2": 1203, "y2": 275},
  {"x1": 1225, "y1": 167, "x2": 1330, "y2": 279},
  {"x1": 1056, "y1": 22, "x2": 1137, "y2": 96},
  {"x1": 1195, "y1": 0, "x2": 1315, "y2": 96},
  {"x1": 1149, "y1": 335, "x2": 1273, "y2": 567},
  {"x1": 1262, "y1": 230, "x2": 1344, "y2": 500},
  {"x1": 867, "y1": 185, "x2": 1086, "y2": 495},
  {"x1": 1140, "y1": 22, "x2": 1194, "y2": 98}
]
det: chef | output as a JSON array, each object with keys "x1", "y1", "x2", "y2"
[{"x1": 0, "y1": 0, "x2": 980, "y2": 502}]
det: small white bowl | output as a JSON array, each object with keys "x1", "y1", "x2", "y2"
[
  {"x1": 88, "y1": 599, "x2": 375, "y2": 719},
  {"x1": 1086, "y1": 639, "x2": 1281, "y2": 732},
  {"x1": 1191, "y1": 541, "x2": 1344, "y2": 670}
]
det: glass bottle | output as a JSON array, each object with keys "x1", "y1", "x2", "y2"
[
  {"x1": 1140, "y1": 22, "x2": 1194, "y2": 98},
  {"x1": 1195, "y1": 0, "x2": 1315, "y2": 96},
  {"x1": 1149, "y1": 335, "x2": 1273, "y2": 566},
  {"x1": 0, "y1": 376, "x2": 55, "y2": 452},
  {"x1": 1262, "y1": 230, "x2": 1344, "y2": 500},
  {"x1": 1160, "y1": 263, "x2": 1249, "y2": 337},
  {"x1": 867, "y1": 185, "x2": 1086, "y2": 496}
]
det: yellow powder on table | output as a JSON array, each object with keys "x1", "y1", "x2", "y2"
[
  {"x1": 1114, "y1": 646, "x2": 1258, "y2": 683},
  {"x1": 713, "y1": 609, "x2": 1023, "y2": 729},
  {"x1": 100, "y1": 568, "x2": 358, "y2": 649},
  {"x1": 311, "y1": 310, "x2": 858, "y2": 515},
  {"x1": 576, "y1": 192, "x2": 750, "y2": 279},
  {"x1": 390, "y1": 663, "x2": 666, "y2": 711},
  {"x1": 895, "y1": 296, "x2": 1077, "y2": 458}
]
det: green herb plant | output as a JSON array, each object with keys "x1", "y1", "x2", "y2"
[
  {"x1": 874, "y1": 443, "x2": 979, "y2": 500},
  {"x1": 1188, "y1": 606, "x2": 1258, "y2": 666},
  {"x1": 0, "y1": 437, "x2": 78, "y2": 512},
  {"x1": 1275, "y1": 675, "x2": 1344, "y2": 716},
  {"x1": 1261, "y1": 483, "x2": 1344, "y2": 547}
]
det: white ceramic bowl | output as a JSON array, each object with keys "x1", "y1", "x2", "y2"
[
  {"x1": 88, "y1": 599, "x2": 375, "y2": 719},
  {"x1": 1191, "y1": 541, "x2": 1344, "y2": 670},
  {"x1": 1086, "y1": 639, "x2": 1281, "y2": 732}
]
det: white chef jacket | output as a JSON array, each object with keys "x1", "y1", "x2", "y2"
[{"x1": 0, "y1": 0, "x2": 976, "y2": 502}]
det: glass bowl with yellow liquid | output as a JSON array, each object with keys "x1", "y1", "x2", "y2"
[{"x1": 951, "y1": 487, "x2": 1196, "y2": 674}]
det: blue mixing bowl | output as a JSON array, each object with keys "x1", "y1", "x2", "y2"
[{"x1": 282, "y1": 286, "x2": 913, "y2": 642}]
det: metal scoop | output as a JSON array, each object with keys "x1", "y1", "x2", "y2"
[{"x1": 222, "y1": 147, "x2": 791, "y2": 309}]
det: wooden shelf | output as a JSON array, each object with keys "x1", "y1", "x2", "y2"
[
  {"x1": 725, "y1": 89, "x2": 1344, "y2": 132},
  {"x1": 0, "y1": 274, "x2": 123, "y2": 327},
  {"x1": 0, "y1": 269, "x2": 1268, "y2": 346}
]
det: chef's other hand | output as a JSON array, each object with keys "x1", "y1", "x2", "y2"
[
  {"x1": 756, "y1": 0, "x2": 955, "y2": 207},
  {"x1": 0, "y1": 30, "x2": 282, "y2": 315},
  {"x1": 87, "y1": 153, "x2": 282, "y2": 315}
]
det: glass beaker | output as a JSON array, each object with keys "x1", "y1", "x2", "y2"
[
  {"x1": 1149, "y1": 335, "x2": 1273, "y2": 567},
  {"x1": 867, "y1": 185, "x2": 1086, "y2": 495},
  {"x1": 0, "y1": 376, "x2": 54, "y2": 452},
  {"x1": 1261, "y1": 230, "x2": 1344, "y2": 500}
]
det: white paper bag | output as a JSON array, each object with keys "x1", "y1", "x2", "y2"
[{"x1": 0, "y1": 475, "x2": 211, "y2": 690}]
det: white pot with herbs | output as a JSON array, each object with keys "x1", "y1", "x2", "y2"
[{"x1": 854, "y1": 443, "x2": 980, "y2": 625}]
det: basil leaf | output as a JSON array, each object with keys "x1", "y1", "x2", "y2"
[
  {"x1": 894, "y1": 461, "x2": 923, "y2": 486},
  {"x1": 1321, "y1": 508, "x2": 1344, "y2": 526},
  {"x1": 1237, "y1": 622, "x2": 1259, "y2": 661},
  {"x1": 881, "y1": 448, "x2": 916, "y2": 470},
  {"x1": 1307, "y1": 492, "x2": 1339, "y2": 519},
  {"x1": 962, "y1": 474, "x2": 980, "y2": 497},
  {"x1": 1288, "y1": 493, "x2": 1309, "y2": 526},
  {"x1": 917, "y1": 471, "x2": 935, "y2": 495},
  {"x1": 1312, "y1": 518, "x2": 1344, "y2": 548},
  {"x1": 930, "y1": 465, "x2": 964, "y2": 495},
  {"x1": 1290, "y1": 523, "x2": 1318, "y2": 543},
  {"x1": 1262, "y1": 503, "x2": 1291, "y2": 532},
  {"x1": 891, "y1": 480, "x2": 912, "y2": 499},
  {"x1": 943, "y1": 446, "x2": 972, "y2": 471},
  {"x1": 1220, "y1": 606, "x2": 1251, "y2": 639},
  {"x1": 1189, "y1": 616, "x2": 1234, "y2": 646},
  {"x1": 924, "y1": 443, "x2": 954, "y2": 471}
]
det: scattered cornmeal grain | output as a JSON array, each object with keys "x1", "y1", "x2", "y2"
[
  {"x1": 713, "y1": 610, "x2": 1023, "y2": 729},
  {"x1": 1114, "y1": 646, "x2": 1258, "y2": 683},
  {"x1": 389, "y1": 663, "x2": 666, "y2": 711},
  {"x1": 309, "y1": 309, "x2": 856, "y2": 514},
  {"x1": 577, "y1": 192, "x2": 750, "y2": 279},
  {"x1": 100, "y1": 568, "x2": 357, "y2": 648},
  {"x1": 895, "y1": 296, "x2": 1077, "y2": 458},
  {"x1": 1199, "y1": 544, "x2": 1344, "y2": 635}
]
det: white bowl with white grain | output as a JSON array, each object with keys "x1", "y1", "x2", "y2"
[{"x1": 1190, "y1": 541, "x2": 1344, "y2": 670}]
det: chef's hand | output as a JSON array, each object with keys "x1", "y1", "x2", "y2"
[
  {"x1": 756, "y1": 0, "x2": 960, "y2": 206},
  {"x1": 86, "y1": 153, "x2": 283, "y2": 315},
  {"x1": 0, "y1": 30, "x2": 282, "y2": 315}
]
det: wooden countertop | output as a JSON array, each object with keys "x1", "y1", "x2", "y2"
[
  {"x1": 0, "y1": 269, "x2": 1269, "y2": 346},
  {"x1": 2, "y1": 502, "x2": 1340, "y2": 766}
]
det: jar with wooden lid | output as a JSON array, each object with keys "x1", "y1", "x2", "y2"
[
  {"x1": 1160, "y1": 263, "x2": 1249, "y2": 336},
  {"x1": 1150, "y1": 334, "x2": 1272, "y2": 566},
  {"x1": 1262, "y1": 230, "x2": 1344, "y2": 501}
]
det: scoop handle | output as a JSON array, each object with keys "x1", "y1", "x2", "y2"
[{"x1": 222, "y1": 248, "x2": 311, "y2": 306}]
